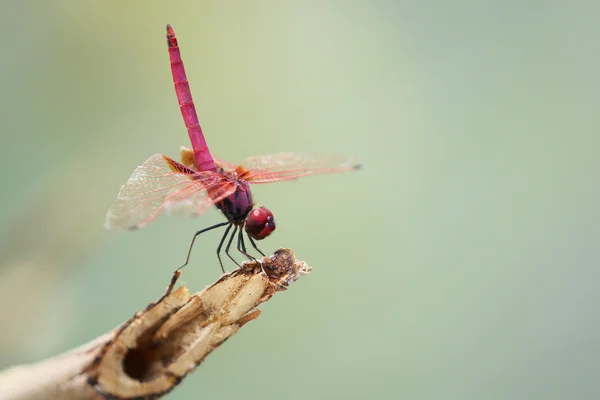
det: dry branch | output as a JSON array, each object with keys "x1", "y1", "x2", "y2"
[{"x1": 0, "y1": 248, "x2": 311, "y2": 399}]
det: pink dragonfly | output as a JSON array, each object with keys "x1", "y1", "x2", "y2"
[{"x1": 105, "y1": 25, "x2": 360, "y2": 274}]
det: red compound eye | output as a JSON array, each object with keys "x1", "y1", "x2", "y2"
[{"x1": 244, "y1": 207, "x2": 275, "y2": 240}]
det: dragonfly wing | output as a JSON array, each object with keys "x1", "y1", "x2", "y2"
[
  {"x1": 105, "y1": 154, "x2": 235, "y2": 230},
  {"x1": 165, "y1": 176, "x2": 236, "y2": 218},
  {"x1": 213, "y1": 156, "x2": 236, "y2": 171},
  {"x1": 238, "y1": 153, "x2": 361, "y2": 184}
]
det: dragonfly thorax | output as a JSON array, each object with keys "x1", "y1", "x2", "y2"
[{"x1": 213, "y1": 179, "x2": 254, "y2": 222}]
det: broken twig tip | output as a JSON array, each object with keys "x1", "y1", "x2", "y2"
[{"x1": 91, "y1": 248, "x2": 309, "y2": 398}]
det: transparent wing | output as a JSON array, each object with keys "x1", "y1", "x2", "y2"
[
  {"x1": 214, "y1": 156, "x2": 237, "y2": 171},
  {"x1": 237, "y1": 153, "x2": 361, "y2": 184},
  {"x1": 105, "y1": 154, "x2": 235, "y2": 230}
]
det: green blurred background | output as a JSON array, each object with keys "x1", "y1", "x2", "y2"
[{"x1": 1, "y1": 1, "x2": 599, "y2": 399}]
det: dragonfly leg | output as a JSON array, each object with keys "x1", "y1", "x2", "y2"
[
  {"x1": 237, "y1": 228, "x2": 256, "y2": 263},
  {"x1": 215, "y1": 223, "x2": 234, "y2": 273},
  {"x1": 239, "y1": 228, "x2": 247, "y2": 253},
  {"x1": 176, "y1": 221, "x2": 230, "y2": 273},
  {"x1": 247, "y1": 236, "x2": 266, "y2": 257},
  {"x1": 225, "y1": 225, "x2": 243, "y2": 268}
]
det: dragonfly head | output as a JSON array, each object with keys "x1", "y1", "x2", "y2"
[{"x1": 244, "y1": 206, "x2": 275, "y2": 240}]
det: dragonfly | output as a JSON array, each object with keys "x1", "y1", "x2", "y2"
[{"x1": 105, "y1": 25, "x2": 360, "y2": 275}]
